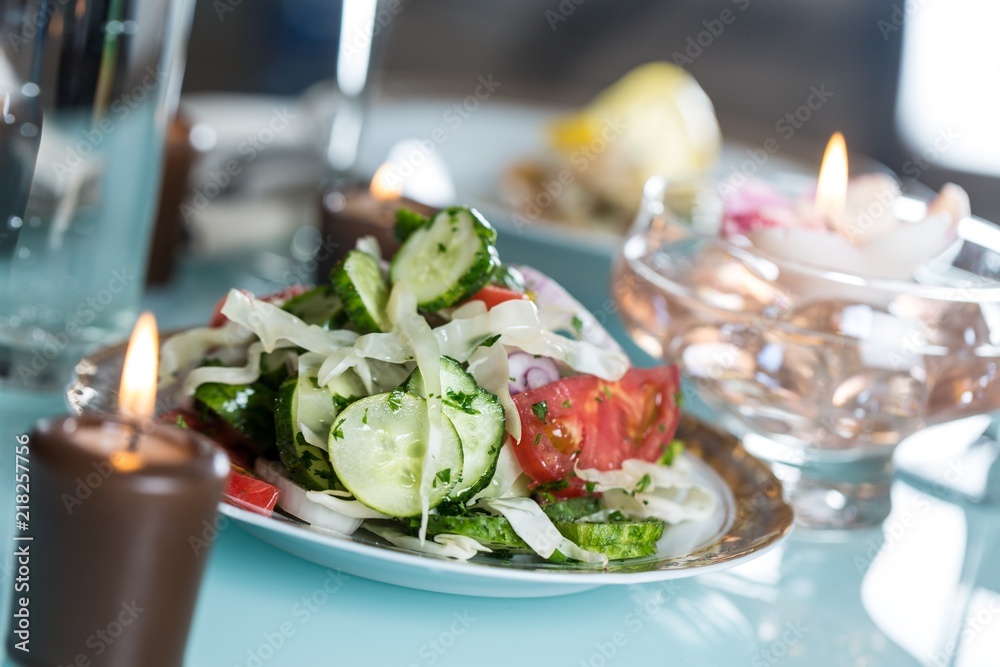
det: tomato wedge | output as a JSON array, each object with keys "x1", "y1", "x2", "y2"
[
  {"x1": 463, "y1": 285, "x2": 529, "y2": 310},
  {"x1": 209, "y1": 285, "x2": 310, "y2": 327},
  {"x1": 510, "y1": 366, "x2": 682, "y2": 486}
]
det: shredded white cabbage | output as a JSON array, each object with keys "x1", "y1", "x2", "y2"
[
  {"x1": 319, "y1": 350, "x2": 414, "y2": 395},
  {"x1": 466, "y1": 343, "x2": 521, "y2": 441},
  {"x1": 298, "y1": 422, "x2": 328, "y2": 451},
  {"x1": 484, "y1": 497, "x2": 608, "y2": 565},
  {"x1": 519, "y1": 264, "x2": 625, "y2": 355},
  {"x1": 435, "y1": 299, "x2": 629, "y2": 380},
  {"x1": 365, "y1": 524, "x2": 492, "y2": 561},
  {"x1": 254, "y1": 460, "x2": 366, "y2": 535},
  {"x1": 446, "y1": 299, "x2": 488, "y2": 320},
  {"x1": 575, "y1": 458, "x2": 716, "y2": 524},
  {"x1": 220, "y1": 289, "x2": 359, "y2": 353},
  {"x1": 305, "y1": 491, "x2": 390, "y2": 520},
  {"x1": 355, "y1": 235, "x2": 383, "y2": 263},
  {"x1": 180, "y1": 341, "x2": 274, "y2": 395},
  {"x1": 159, "y1": 323, "x2": 254, "y2": 387},
  {"x1": 386, "y1": 283, "x2": 443, "y2": 542},
  {"x1": 317, "y1": 298, "x2": 627, "y2": 387}
]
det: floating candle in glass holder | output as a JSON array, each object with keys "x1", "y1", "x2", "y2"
[{"x1": 721, "y1": 132, "x2": 970, "y2": 281}]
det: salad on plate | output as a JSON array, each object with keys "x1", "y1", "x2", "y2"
[{"x1": 158, "y1": 206, "x2": 717, "y2": 566}]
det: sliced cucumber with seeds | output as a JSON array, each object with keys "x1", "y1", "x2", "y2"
[
  {"x1": 258, "y1": 350, "x2": 297, "y2": 390},
  {"x1": 555, "y1": 521, "x2": 664, "y2": 560},
  {"x1": 539, "y1": 496, "x2": 602, "y2": 523},
  {"x1": 492, "y1": 263, "x2": 526, "y2": 293},
  {"x1": 424, "y1": 514, "x2": 530, "y2": 552},
  {"x1": 406, "y1": 357, "x2": 505, "y2": 503},
  {"x1": 281, "y1": 285, "x2": 348, "y2": 330},
  {"x1": 194, "y1": 377, "x2": 276, "y2": 456},
  {"x1": 274, "y1": 374, "x2": 339, "y2": 491},
  {"x1": 331, "y1": 250, "x2": 391, "y2": 333},
  {"x1": 389, "y1": 206, "x2": 500, "y2": 312},
  {"x1": 329, "y1": 391, "x2": 464, "y2": 517},
  {"x1": 422, "y1": 509, "x2": 660, "y2": 560},
  {"x1": 394, "y1": 208, "x2": 431, "y2": 243}
]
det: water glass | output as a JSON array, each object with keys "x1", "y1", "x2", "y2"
[{"x1": 0, "y1": 0, "x2": 194, "y2": 391}]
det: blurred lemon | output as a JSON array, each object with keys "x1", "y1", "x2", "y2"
[{"x1": 550, "y1": 62, "x2": 721, "y2": 182}]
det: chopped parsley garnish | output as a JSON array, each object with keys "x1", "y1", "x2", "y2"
[
  {"x1": 562, "y1": 399, "x2": 572, "y2": 408},
  {"x1": 632, "y1": 473, "x2": 652, "y2": 495},
  {"x1": 659, "y1": 439, "x2": 685, "y2": 466},
  {"x1": 331, "y1": 418, "x2": 346, "y2": 440},
  {"x1": 479, "y1": 333, "x2": 502, "y2": 348},
  {"x1": 608, "y1": 510, "x2": 627, "y2": 522},
  {"x1": 332, "y1": 394, "x2": 356, "y2": 412},
  {"x1": 437, "y1": 242, "x2": 447, "y2": 254},
  {"x1": 534, "y1": 478, "x2": 569, "y2": 494},
  {"x1": 174, "y1": 415, "x2": 189, "y2": 429},
  {"x1": 435, "y1": 468, "x2": 451, "y2": 485},
  {"x1": 534, "y1": 477, "x2": 569, "y2": 503},
  {"x1": 309, "y1": 377, "x2": 323, "y2": 389},
  {"x1": 533, "y1": 433, "x2": 542, "y2": 446},
  {"x1": 584, "y1": 481, "x2": 597, "y2": 494},
  {"x1": 658, "y1": 423, "x2": 667, "y2": 433},
  {"x1": 571, "y1": 315, "x2": 584, "y2": 336},
  {"x1": 674, "y1": 390, "x2": 684, "y2": 408},
  {"x1": 531, "y1": 400, "x2": 548, "y2": 423},
  {"x1": 387, "y1": 388, "x2": 405, "y2": 412},
  {"x1": 362, "y1": 408, "x2": 368, "y2": 425},
  {"x1": 603, "y1": 386, "x2": 612, "y2": 399},
  {"x1": 444, "y1": 389, "x2": 480, "y2": 415}
]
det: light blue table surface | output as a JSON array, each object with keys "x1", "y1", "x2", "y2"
[{"x1": 3, "y1": 234, "x2": 1000, "y2": 667}]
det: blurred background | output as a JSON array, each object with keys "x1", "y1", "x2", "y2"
[{"x1": 179, "y1": 0, "x2": 999, "y2": 220}]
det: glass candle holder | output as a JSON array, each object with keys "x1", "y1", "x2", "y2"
[{"x1": 612, "y1": 174, "x2": 1000, "y2": 528}]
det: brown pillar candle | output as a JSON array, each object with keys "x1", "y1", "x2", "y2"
[
  {"x1": 318, "y1": 168, "x2": 438, "y2": 281},
  {"x1": 7, "y1": 314, "x2": 229, "y2": 667}
]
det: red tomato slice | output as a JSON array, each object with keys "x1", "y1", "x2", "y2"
[
  {"x1": 209, "y1": 285, "x2": 310, "y2": 327},
  {"x1": 224, "y1": 466, "x2": 279, "y2": 514},
  {"x1": 510, "y1": 366, "x2": 682, "y2": 486},
  {"x1": 464, "y1": 285, "x2": 529, "y2": 310}
]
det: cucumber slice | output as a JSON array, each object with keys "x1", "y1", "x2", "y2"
[
  {"x1": 281, "y1": 285, "x2": 347, "y2": 330},
  {"x1": 331, "y1": 250, "x2": 391, "y2": 333},
  {"x1": 406, "y1": 357, "x2": 505, "y2": 503},
  {"x1": 423, "y1": 507, "x2": 661, "y2": 561},
  {"x1": 194, "y1": 379, "x2": 276, "y2": 456},
  {"x1": 258, "y1": 350, "x2": 297, "y2": 390},
  {"x1": 555, "y1": 521, "x2": 664, "y2": 560},
  {"x1": 329, "y1": 391, "x2": 464, "y2": 517},
  {"x1": 424, "y1": 514, "x2": 530, "y2": 552},
  {"x1": 539, "y1": 497, "x2": 602, "y2": 523},
  {"x1": 389, "y1": 206, "x2": 500, "y2": 311},
  {"x1": 394, "y1": 208, "x2": 431, "y2": 243},
  {"x1": 492, "y1": 263, "x2": 526, "y2": 293},
  {"x1": 274, "y1": 374, "x2": 338, "y2": 491}
]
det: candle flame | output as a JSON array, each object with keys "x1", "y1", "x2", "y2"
[
  {"x1": 815, "y1": 132, "x2": 848, "y2": 223},
  {"x1": 118, "y1": 312, "x2": 159, "y2": 419},
  {"x1": 370, "y1": 163, "x2": 402, "y2": 201}
]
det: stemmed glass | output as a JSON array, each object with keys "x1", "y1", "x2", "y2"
[{"x1": 612, "y1": 175, "x2": 1000, "y2": 528}]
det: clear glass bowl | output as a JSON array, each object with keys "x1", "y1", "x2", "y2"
[{"x1": 612, "y1": 175, "x2": 1000, "y2": 528}]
